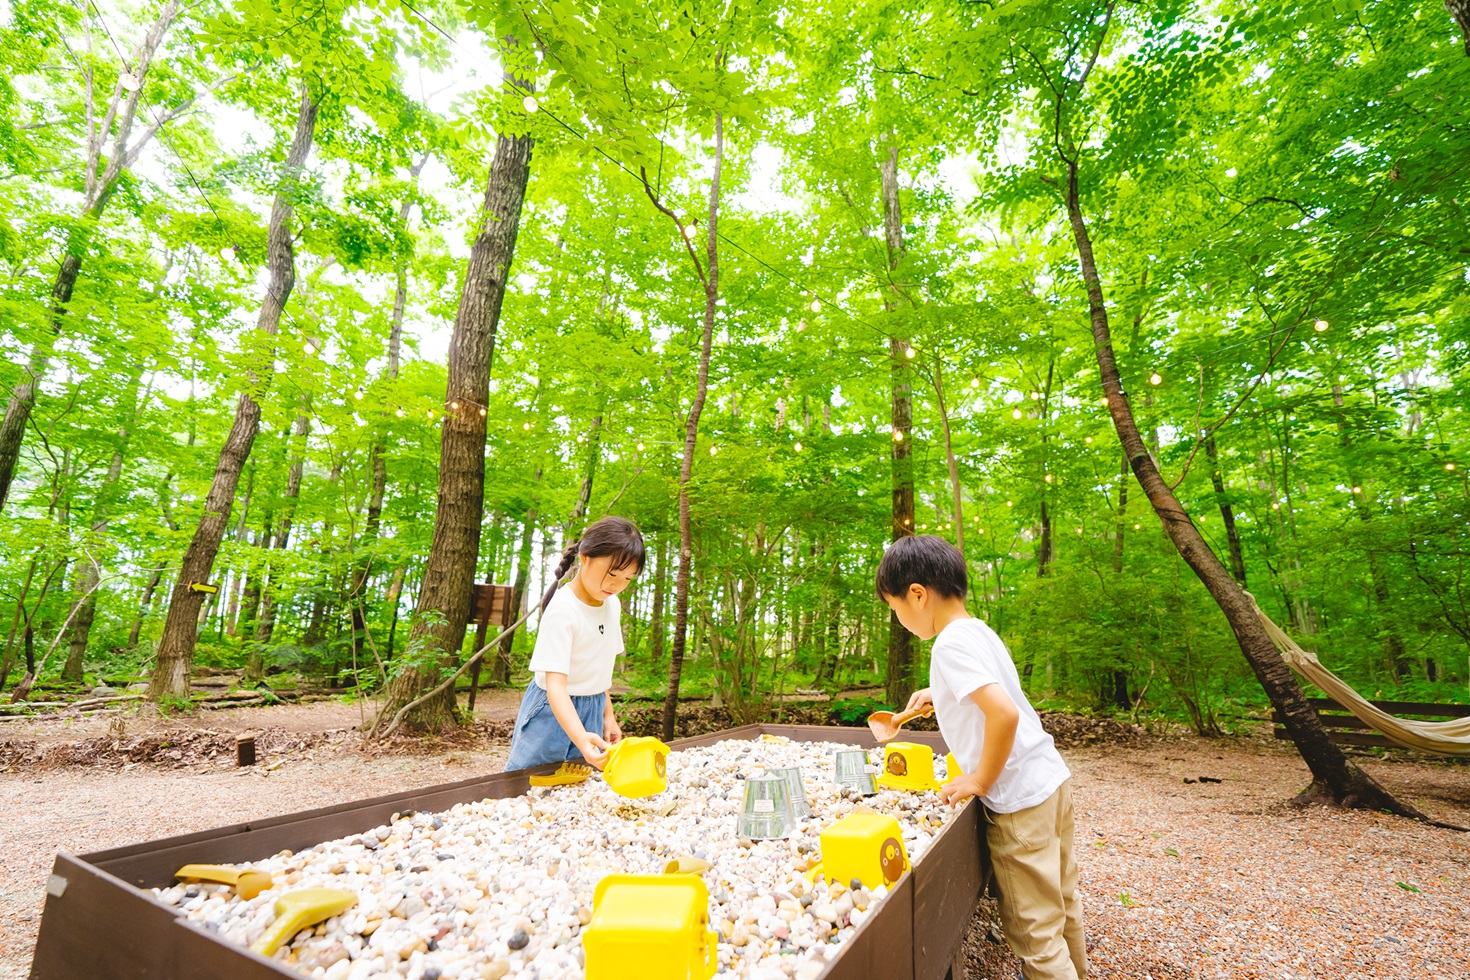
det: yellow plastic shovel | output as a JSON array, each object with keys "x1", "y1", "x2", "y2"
[
  {"x1": 174, "y1": 864, "x2": 274, "y2": 900},
  {"x1": 248, "y1": 888, "x2": 357, "y2": 957}
]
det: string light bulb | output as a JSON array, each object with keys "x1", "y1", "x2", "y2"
[
  {"x1": 304, "y1": 341, "x2": 317, "y2": 355},
  {"x1": 970, "y1": 377, "x2": 980, "y2": 389},
  {"x1": 637, "y1": 442, "x2": 645, "y2": 451},
  {"x1": 893, "y1": 429, "x2": 904, "y2": 441},
  {"x1": 1085, "y1": 436, "x2": 1093, "y2": 444},
  {"x1": 905, "y1": 345, "x2": 917, "y2": 359},
  {"x1": 450, "y1": 401, "x2": 459, "y2": 410},
  {"x1": 1012, "y1": 408, "x2": 1023, "y2": 419},
  {"x1": 1150, "y1": 371, "x2": 1163, "y2": 386},
  {"x1": 1314, "y1": 319, "x2": 1329, "y2": 332},
  {"x1": 683, "y1": 224, "x2": 697, "y2": 238},
  {"x1": 1044, "y1": 473, "x2": 1053, "y2": 483},
  {"x1": 478, "y1": 407, "x2": 486, "y2": 416},
  {"x1": 395, "y1": 408, "x2": 404, "y2": 418},
  {"x1": 1352, "y1": 486, "x2": 1362, "y2": 493},
  {"x1": 1134, "y1": 523, "x2": 1141, "y2": 530},
  {"x1": 794, "y1": 441, "x2": 803, "y2": 451},
  {"x1": 523, "y1": 422, "x2": 531, "y2": 430},
  {"x1": 523, "y1": 95, "x2": 539, "y2": 113},
  {"x1": 1006, "y1": 500, "x2": 1014, "y2": 507},
  {"x1": 1446, "y1": 463, "x2": 1456, "y2": 471},
  {"x1": 810, "y1": 297, "x2": 821, "y2": 313},
  {"x1": 796, "y1": 319, "x2": 807, "y2": 332}
]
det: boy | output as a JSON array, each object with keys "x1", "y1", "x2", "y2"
[{"x1": 877, "y1": 535, "x2": 1085, "y2": 980}]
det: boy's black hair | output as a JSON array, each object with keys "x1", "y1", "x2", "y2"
[{"x1": 875, "y1": 535, "x2": 969, "y2": 601}]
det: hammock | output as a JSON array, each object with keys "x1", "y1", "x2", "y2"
[{"x1": 1250, "y1": 595, "x2": 1470, "y2": 756}]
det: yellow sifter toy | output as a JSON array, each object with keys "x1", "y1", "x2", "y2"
[
  {"x1": 804, "y1": 811, "x2": 910, "y2": 890},
  {"x1": 874, "y1": 741, "x2": 940, "y2": 792},
  {"x1": 582, "y1": 873, "x2": 718, "y2": 980},
  {"x1": 601, "y1": 736, "x2": 671, "y2": 798}
]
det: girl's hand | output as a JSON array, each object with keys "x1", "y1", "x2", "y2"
[
  {"x1": 578, "y1": 733, "x2": 612, "y2": 770},
  {"x1": 604, "y1": 714, "x2": 623, "y2": 744},
  {"x1": 905, "y1": 688, "x2": 934, "y2": 715},
  {"x1": 939, "y1": 771, "x2": 987, "y2": 807}
]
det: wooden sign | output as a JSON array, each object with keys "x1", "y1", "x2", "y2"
[
  {"x1": 469, "y1": 584, "x2": 515, "y2": 629},
  {"x1": 189, "y1": 582, "x2": 219, "y2": 595}
]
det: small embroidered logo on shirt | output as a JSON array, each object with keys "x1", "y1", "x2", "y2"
[{"x1": 598, "y1": 625, "x2": 605, "y2": 634}]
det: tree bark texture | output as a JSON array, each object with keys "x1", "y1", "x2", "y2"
[
  {"x1": 1448, "y1": 0, "x2": 1470, "y2": 56},
  {"x1": 661, "y1": 113, "x2": 723, "y2": 743},
  {"x1": 374, "y1": 129, "x2": 534, "y2": 732},
  {"x1": 881, "y1": 141, "x2": 916, "y2": 708},
  {"x1": 149, "y1": 83, "x2": 319, "y2": 700},
  {"x1": 1063, "y1": 160, "x2": 1419, "y2": 816}
]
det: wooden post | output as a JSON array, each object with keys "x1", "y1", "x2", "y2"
[
  {"x1": 235, "y1": 735, "x2": 256, "y2": 767},
  {"x1": 466, "y1": 584, "x2": 514, "y2": 714}
]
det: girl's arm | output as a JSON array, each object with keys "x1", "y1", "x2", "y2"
[
  {"x1": 603, "y1": 698, "x2": 622, "y2": 744},
  {"x1": 544, "y1": 671, "x2": 611, "y2": 768}
]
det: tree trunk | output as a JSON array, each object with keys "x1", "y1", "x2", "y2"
[
  {"x1": 495, "y1": 474, "x2": 540, "y2": 687},
  {"x1": 649, "y1": 535, "x2": 669, "y2": 668},
  {"x1": 255, "y1": 405, "x2": 310, "y2": 650},
  {"x1": 881, "y1": 141, "x2": 916, "y2": 709},
  {"x1": 1205, "y1": 437, "x2": 1247, "y2": 585},
  {"x1": 349, "y1": 153, "x2": 426, "y2": 644},
  {"x1": 0, "y1": 0, "x2": 183, "y2": 512},
  {"x1": 660, "y1": 113, "x2": 724, "y2": 742},
  {"x1": 1447, "y1": 0, "x2": 1470, "y2": 56},
  {"x1": 371, "y1": 127, "x2": 534, "y2": 734},
  {"x1": 149, "y1": 82, "x2": 319, "y2": 700},
  {"x1": 1062, "y1": 158, "x2": 1421, "y2": 817}
]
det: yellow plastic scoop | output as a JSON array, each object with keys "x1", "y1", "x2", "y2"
[
  {"x1": 866, "y1": 703, "x2": 933, "y2": 743},
  {"x1": 248, "y1": 888, "x2": 357, "y2": 957},
  {"x1": 529, "y1": 761, "x2": 593, "y2": 787},
  {"x1": 663, "y1": 854, "x2": 710, "y2": 875},
  {"x1": 174, "y1": 864, "x2": 274, "y2": 900}
]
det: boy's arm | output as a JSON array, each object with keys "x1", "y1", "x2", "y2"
[
  {"x1": 544, "y1": 671, "x2": 611, "y2": 768},
  {"x1": 940, "y1": 684, "x2": 1019, "y2": 805}
]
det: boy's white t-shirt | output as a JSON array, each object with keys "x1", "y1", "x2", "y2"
[
  {"x1": 929, "y1": 617, "x2": 1070, "y2": 814},
  {"x1": 528, "y1": 586, "x2": 623, "y2": 696}
]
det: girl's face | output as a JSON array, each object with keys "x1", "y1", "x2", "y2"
[{"x1": 577, "y1": 554, "x2": 639, "y2": 601}]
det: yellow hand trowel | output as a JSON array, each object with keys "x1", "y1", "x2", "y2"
[
  {"x1": 529, "y1": 761, "x2": 593, "y2": 787},
  {"x1": 174, "y1": 864, "x2": 275, "y2": 900},
  {"x1": 248, "y1": 888, "x2": 357, "y2": 957}
]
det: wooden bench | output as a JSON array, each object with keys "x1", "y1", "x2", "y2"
[{"x1": 1273, "y1": 697, "x2": 1470, "y2": 748}]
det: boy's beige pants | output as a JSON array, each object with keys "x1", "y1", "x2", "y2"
[{"x1": 984, "y1": 779, "x2": 1086, "y2": 980}]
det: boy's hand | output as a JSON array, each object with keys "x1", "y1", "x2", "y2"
[
  {"x1": 578, "y1": 733, "x2": 612, "y2": 770},
  {"x1": 604, "y1": 714, "x2": 623, "y2": 744},
  {"x1": 939, "y1": 771, "x2": 988, "y2": 806},
  {"x1": 904, "y1": 688, "x2": 934, "y2": 715}
]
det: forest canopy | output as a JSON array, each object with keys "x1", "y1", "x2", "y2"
[{"x1": 1, "y1": 0, "x2": 1467, "y2": 735}]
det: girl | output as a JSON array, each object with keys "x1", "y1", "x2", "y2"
[{"x1": 503, "y1": 515, "x2": 646, "y2": 772}]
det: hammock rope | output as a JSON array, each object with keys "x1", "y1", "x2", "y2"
[{"x1": 1249, "y1": 594, "x2": 1470, "y2": 756}]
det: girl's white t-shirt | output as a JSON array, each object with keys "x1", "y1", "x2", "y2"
[
  {"x1": 929, "y1": 617, "x2": 1070, "y2": 814},
  {"x1": 528, "y1": 586, "x2": 624, "y2": 696}
]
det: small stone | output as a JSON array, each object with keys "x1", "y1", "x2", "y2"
[
  {"x1": 423, "y1": 968, "x2": 441, "y2": 980},
  {"x1": 507, "y1": 928, "x2": 530, "y2": 951},
  {"x1": 577, "y1": 906, "x2": 592, "y2": 926},
  {"x1": 737, "y1": 838, "x2": 754, "y2": 849},
  {"x1": 849, "y1": 878, "x2": 862, "y2": 891},
  {"x1": 731, "y1": 924, "x2": 751, "y2": 946},
  {"x1": 480, "y1": 960, "x2": 510, "y2": 980}
]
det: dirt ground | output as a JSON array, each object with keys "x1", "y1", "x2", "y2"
[{"x1": 2, "y1": 698, "x2": 1467, "y2": 979}]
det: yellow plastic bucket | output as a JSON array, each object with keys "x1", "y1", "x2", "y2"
[
  {"x1": 806, "y1": 811, "x2": 910, "y2": 890},
  {"x1": 583, "y1": 874, "x2": 718, "y2": 980},
  {"x1": 941, "y1": 751, "x2": 962, "y2": 786},
  {"x1": 603, "y1": 736, "x2": 670, "y2": 798},
  {"x1": 874, "y1": 741, "x2": 940, "y2": 792}
]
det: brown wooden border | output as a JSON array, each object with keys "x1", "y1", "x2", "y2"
[{"x1": 30, "y1": 725, "x2": 983, "y2": 980}]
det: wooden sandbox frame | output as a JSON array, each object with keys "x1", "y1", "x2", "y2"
[{"x1": 30, "y1": 724, "x2": 987, "y2": 980}]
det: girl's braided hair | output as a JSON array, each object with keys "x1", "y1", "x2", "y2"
[{"x1": 539, "y1": 515, "x2": 646, "y2": 613}]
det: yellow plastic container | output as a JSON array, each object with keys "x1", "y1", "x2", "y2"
[
  {"x1": 808, "y1": 811, "x2": 910, "y2": 889},
  {"x1": 603, "y1": 736, "x2": 670, "y2": 798},
  {"x1": 875, "y1": 741, "x2": 939, "y2": 792},
  {"x1": 941, "y1": 751, "x2": 962, "y2": 786},
  {"x1": 583, "y1": 874, "x2": 718, "y2": 980}
]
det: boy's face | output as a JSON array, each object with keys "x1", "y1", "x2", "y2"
[{"x1": 883, "y1": 585, "x2": 937, "y2": 640}]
